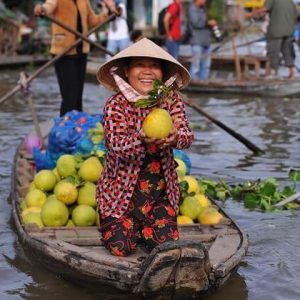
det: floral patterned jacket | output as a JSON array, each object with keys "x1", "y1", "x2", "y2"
[{"x1": 96, "y1": 92, "x2": 194, "y2": 218}]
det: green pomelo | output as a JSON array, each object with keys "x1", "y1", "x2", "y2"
[
  {"x1": 78, "y1": 156, "x2": 103, "y2": 182},
  {"x1": 28, "y1": 181, "x2": 37, "y2": 192},
  {"x1": 179, "y1": 196, "x2": 202, "y2": 220},
  {"x1": 72, "y1": 205, "x2": 96, "y2": 226},
  {"x1": 21, "y1": 207, "x2": 42, "y2": 219},
  {"x1": 56, "y1": 154, "x2": 77, "y2": 178},
  {"x1": 66, "y1": 219, "x2": 75, "y2": 227},
  {"x1": 142, "y1": 108, "x2": 173, "y2": 139},
  {"x1": 41, "y1": 198, "x2": 69, "y2": 227},
  {"x1": 54, "y1": 181, "x2": 78, "y2": 205},
  {"x1": 175, "y1": 158, "x2": 187, "y2": 175},
  {"x1": 77, "y1": 182, "x2": 97, "y2": 207},
  {"x1": 52, "y1": 168, "x2": 61, "y2": 181},
  {"x1": 34, "y1": 169, "x2": 57, "y2": 192},
  {"x1": 23, "y1": 213, "x2": 44, "y2": 230},
  {"x1": 25, "y1": 189, "x2": 47, "y2": 208}
]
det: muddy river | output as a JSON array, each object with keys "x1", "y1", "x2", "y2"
[{"x1": 0, "y1": 67, "x2": 299, "y2": 300}]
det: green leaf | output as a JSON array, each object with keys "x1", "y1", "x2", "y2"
[
  {"x1": 244, "y1": 193, "x2": 259, "y2": 209},
  {"x1": 260, "y1": 199, "x2": 272, "y2": 212},
  {"x1": 288, "y1": 169, "x2": 300, "y2": 182},
  {"x1": 282, "y1": 185, "x2": 296, "y2": 197},
  {"x1": 260, "y1": 182, "x2": 277, "y2": 197},
  {"x1": 231, "y1": 185, "x2": 242, "y2": 199}
]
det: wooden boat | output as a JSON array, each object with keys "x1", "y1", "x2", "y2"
[
  {"x1": 180, "y1": 54, "x2": 300, "y2": 98},
  {"x1": 11, "y1": 122, "x2": 248, "y2": 295},
  {"x1": 185, "y1": 76, "x2": 300, "y2": 98}
]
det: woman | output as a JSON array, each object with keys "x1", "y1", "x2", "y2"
[
  {"x1": 96, "y1": 38, "x2": 193, "y2": 256},
  {"x1": 34, "y1": 0, "x2": 116, "y2": 116}
]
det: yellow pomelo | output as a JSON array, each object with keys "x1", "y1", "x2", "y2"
[
  {"x1": 25, "y1": 189, "x2": 47, "y2": 208},
  {"x1": 52, "y1": 168, "x2": 61, "y2": 181},
  {"x1": 175, "y1": 158, "x2": 187, "y2": 175},
  {"x1": 56, "y1": 154, "x2": 77, "y2": 178},
  {"x1": 54, "y1": 181, "x2": 78, "y2": 205},
  {"x1": 142, "y1": 108, "x2": 173, "y2": 139},
  {"x1": 34, "y1": 169, "x2": 57, "y2": 192},
  {"x1": 177, "y1": 215, "x2": 194, "y2": 225},
  {"x1": 47, "y1": 194, "x2": 57, "y2": 201},
  {"x1": 41, "y1": 198, "x2": 69, "y2": 227},
  {"x1": 198, "y1": 207, "x2": 223, "y2": 225},
  {"x1": 194, "y1": 193, "x2": 211, "y2": 208},
  {"x1": 20, "y1": 200, "x2": 27, "y2": 211},
  {"x1": 66, "y1": 219, "x2": 75, "y2": 227},
  {"x1": 23, "y1": 213, "x2": 44, "y2": 230},
  {"x1": 28, "y1": 181, "x2": 37, "y2": 192},
  {"x1": 95, "y1": 211, "x2": 100, "y2": 227},
  {"x1": 78, "y1": 182, "x2": 97, "y2": 208},
  {"x1": 21, "y1": 206, "x2": 41, "y2": 219},
  {"x1": 78, "y1": 156, "x2": 103, "y2": 182},
  {"x1": 179, "y1": 196, "x2": 202, "y2": 220},
  {"x1": 183, "y1": 175, "x2": 199, "y2": 194},
  {"x1": 72, "y1": 205, "x2": 96, "y2": 226}
]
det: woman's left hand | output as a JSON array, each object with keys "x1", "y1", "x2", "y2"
[
  {"x1": 156, "y1": 127, "x2": 178, "y2": 148},
  {"x1": 140, "y1": 127, "x2": 178, "y2": 148}
]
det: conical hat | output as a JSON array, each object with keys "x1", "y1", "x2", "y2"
[{"x1": 96, "y1": 38, "x2": 190, "y2": 92}]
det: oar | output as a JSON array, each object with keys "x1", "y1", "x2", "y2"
[
  {"x1": 180, "y1": 93, "x2": 265, "y2": 154},
  {"x1": 274, "y1": 192, "x2": 300, "y2": 208},
  {"x1": 0, "y1": 13, "x2": 116, "y2": 105}
]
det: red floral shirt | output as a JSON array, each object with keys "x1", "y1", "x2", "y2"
[{"x1": 96, "y1": 92, "x2": 194, "y2": 218}]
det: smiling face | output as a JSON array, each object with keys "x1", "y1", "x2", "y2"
[{"x1": 125, "y1": 57, "x2": 163, "y2": 95}]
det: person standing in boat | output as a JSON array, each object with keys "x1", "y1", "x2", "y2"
[
  {"x1": 188, "y1": 0, "x2": 218, "y2": 80},
  {"x1": 248, "y1": 0, "x2": 297, "y2": 79},
  {"x1": 96, "y1": 38, "x2": 193, "y2": 257},
  {"x1": 33, "y1": 0, "x2": 117, "y2": 116}
]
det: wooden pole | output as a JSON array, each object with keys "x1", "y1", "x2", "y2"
[
  {"x1": 180, "y1": 93, "x2": 265, "y2": 154},
  {"x1": 0, "y1": 14, "x2": 116, "y2": 105}
]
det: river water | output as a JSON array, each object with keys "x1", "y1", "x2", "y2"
[{"x1": 0, "y1": 67, "x2": 299, "y2": 300}]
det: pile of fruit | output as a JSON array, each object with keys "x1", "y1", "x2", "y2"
[{"x1": 21, "y1": 153, "x2": 104, "y2": 230}]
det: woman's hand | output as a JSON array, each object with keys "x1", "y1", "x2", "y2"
[{"x1": 140, "y1": 127, "x2": 178, "y2": 148}]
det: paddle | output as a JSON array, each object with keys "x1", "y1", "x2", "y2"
[
  {"x1": 179, "y1": 92, "x2": 265, "y2": 154},
  {"x1": 0, "y1": 13, "x2": 117, "y2": 105}
]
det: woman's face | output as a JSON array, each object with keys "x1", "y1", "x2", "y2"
[{"x1": 126, "y1": 57, "x2": 163, "y2": 95}]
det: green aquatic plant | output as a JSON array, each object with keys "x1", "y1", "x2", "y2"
[{"x1": 197, "y1": 169, "x2": 300, "y2": 212}]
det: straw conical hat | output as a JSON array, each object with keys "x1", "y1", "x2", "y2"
[{"x1": 96, "y1": 38, "x2": 190, "y2": 92}]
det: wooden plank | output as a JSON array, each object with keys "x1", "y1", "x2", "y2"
[{"x1": 208, "y1": 233, "x2": 241, "y2": 268}]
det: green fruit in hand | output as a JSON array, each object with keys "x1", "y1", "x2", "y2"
[{"x1": 142, "y1": 108, "x2": 173, "y2": 139}]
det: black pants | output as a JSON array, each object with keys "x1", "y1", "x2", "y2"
[{"x1": 54, "y1": 54, "x2": 87, "y2": 116}]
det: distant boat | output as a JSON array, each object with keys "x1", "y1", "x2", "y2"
[{"x1": 11, "y1": 121, "x2": 248, "y2": 294}]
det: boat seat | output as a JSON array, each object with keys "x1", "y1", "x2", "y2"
[{"x1": 243, "y1": 55, "x2": 270, "y2": 79}]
